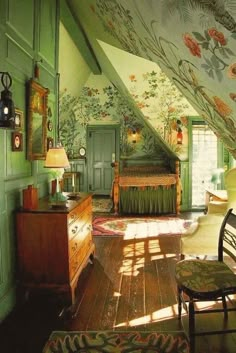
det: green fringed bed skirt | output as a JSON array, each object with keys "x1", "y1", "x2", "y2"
[{"x1": 119, "y1": 185, "x2": 176, "y2": 214}]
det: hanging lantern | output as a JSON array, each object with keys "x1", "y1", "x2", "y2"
[{"x1": 0, "y1": 72, "x2": 15, "y2": 128}]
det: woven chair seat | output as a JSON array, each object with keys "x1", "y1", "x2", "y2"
[{"x1": 176, "y1": 259, "x2": 236, "y2": 298}]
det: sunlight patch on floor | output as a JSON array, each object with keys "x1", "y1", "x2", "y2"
[
  {"x1": 120, "y1": 240, "x2": 177, "y2": 276},
  {"x1": 123, "y1": 219, "x2": 188, "y2": 239},
  {"x1": 114, "y1": 304, "x2": 179, "y2": 328},
  {"x1": 114, "y1": 299, "x2": 233, "y2": 328}
]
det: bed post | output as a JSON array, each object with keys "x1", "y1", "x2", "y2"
[
  {"x1": 113, "y1": 162, "x2": 119, "y2": 215},
  {"x1": 175, "y1": 160, "x2": 181, "y2": 215}
]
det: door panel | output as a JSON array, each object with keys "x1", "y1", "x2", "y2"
[{"x1": 88, "y1": 127, "x2": 117, "y2": 195}]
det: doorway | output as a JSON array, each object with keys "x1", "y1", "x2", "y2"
[
  {"x1": 191, "y1": 121, "x2": 218, "y2": 208},
  {"x1": 87, "y1": 125, "x2": 120, "y2": 195}
]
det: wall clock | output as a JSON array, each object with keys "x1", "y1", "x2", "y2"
[{"x1": 79, "y1": 147, "x2": 86, "y2": 157}]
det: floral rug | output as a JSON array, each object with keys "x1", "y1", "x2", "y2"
[
  {"x1": 42, "y1": 330, "x2": 189, "y2": 353},
  {"x1": 92, "y1": 197, "x2": 113, "y2": 213},
  {"x1": 92, "y1": 216, "x2": 195, "y2": 238}
]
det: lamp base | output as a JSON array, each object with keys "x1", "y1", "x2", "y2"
[
  {"x1": 67, "y1": 193, "x2": 81, "y2": 201},
  {"x1": 49, "y1": 192, "x2": 67, "y2": 208}
]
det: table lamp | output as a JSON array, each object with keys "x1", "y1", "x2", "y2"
[{"x1": 44, "y1": 145, "x2": 70, "y2": 207}]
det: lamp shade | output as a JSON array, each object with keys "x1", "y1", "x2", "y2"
[{"x1": 44, "y1": 146, "x2": 70, "y2": 168}]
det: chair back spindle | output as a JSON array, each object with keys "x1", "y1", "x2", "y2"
[{"x1": 218, "y1": 208, "x2": 236, "y2": 262}]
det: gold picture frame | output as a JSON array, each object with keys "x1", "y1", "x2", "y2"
[
  {"x1": 14, "y1": 108, "x2": 24, "y2": 130},
  {"x1": 27, "y1": 79, "x2": 49, "y2": 160}
]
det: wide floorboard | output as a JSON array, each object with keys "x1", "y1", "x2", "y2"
[{"x1": 1, "y1": 232, "x2": 236, "y2": 353}]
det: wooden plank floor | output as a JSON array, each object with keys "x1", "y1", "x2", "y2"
[{"x1": 1, "y1": 230, "x2": 236, "y2": 353}]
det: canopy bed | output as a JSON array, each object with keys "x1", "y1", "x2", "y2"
[{"x1": 112, "y1": 160, "x2": 181, "y2": 215}]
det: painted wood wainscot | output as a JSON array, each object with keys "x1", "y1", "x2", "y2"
[{"x1": 16, "y1": 193, "x2": 95, "y2": 309}]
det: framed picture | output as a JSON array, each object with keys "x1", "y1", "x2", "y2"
[
  {"x1": 47, "y1": 137, "x2": 53, "y2": 151},
  {"x1": 14, "y1": 108, "x2": 24, "y2": 130},
  {"x1": 27, "y1": 79, "x2": 49, "y2": 160},
  {"x1": 12, "y1": 132, "x2": 23, "y2": 151},
  {"x1": 47, "y1": 120, "x2": 53, "y2": 131}
]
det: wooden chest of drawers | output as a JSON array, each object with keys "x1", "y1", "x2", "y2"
[{"x1": 16, "y1": 193, "x2": 95, "y2": 305}]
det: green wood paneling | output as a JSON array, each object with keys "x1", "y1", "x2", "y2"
[
  {"x1": 0, "y1": 130, "x2": 6, "y2": 179},
  {"x1": 7, "y1": 38, "x2": 33, "y2": 77},
  {"x1": 8, "y1": 0, "x2": 34, "y2": 49},
  {"x1": 0, "y1": 0, "x2": 60, "y2": 321},
  {"x1": 38, "y1": 0, "x2": 57, "y2": 68},
  {"x1": 180, "y1": 161, "x2": 190, "y2": 212}
]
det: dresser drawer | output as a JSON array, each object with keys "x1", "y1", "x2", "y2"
[
  {"x1": 68, "y1": 222, "x2": 92, "y2": 258},
  {"x1": 68, "y1": 206, "x2": 92, "y2": 241},
  {"x1": 68, "y1": 199, "x2": 92, "y2": 225},
  {"x1": 69, "y1": 235, "x2": 92, "y2": 281}
]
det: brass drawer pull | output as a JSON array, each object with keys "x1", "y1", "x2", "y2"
[
  {"x1": 72, "y1": 226, "x2": 78, "y2": 234},
  {"x1": 72, "y1": 242, "x2": 78, "y2": 252}
]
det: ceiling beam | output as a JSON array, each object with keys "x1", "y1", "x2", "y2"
[{"x1": 60, "y1": 0, "x2": 101, "y2": 74}]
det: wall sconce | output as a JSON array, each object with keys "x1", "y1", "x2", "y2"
[
  {"x1": 177, "y1": 128, "x2": 183, "y2": 144},
  {"x1": 132, "y1": 129, "x2": 137, "y2": 143},
  {"x1": 0, "y1": 72, "x2": 15, "y2": 128}
]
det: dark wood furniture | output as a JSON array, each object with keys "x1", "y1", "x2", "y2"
[
  {"x1": 16, "y1": 192, "x2": 95, "y2": 306},
  {"x1": 175, "y1": 208, "x2": 236, "y2": 353}
]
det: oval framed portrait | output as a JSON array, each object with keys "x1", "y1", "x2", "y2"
[
  {"x1": 12, "y1": 132, "x2": 23, "y2": 151},
  {"x1": 47, "y1": 120, "x2": 53, "y2": 131}
]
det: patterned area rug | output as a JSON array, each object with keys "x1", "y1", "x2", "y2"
[
  {"x1": 92, "y1": 197, "x2": 113, "y2": 213},
  {"x1": 42, "y1": 331, "x2": 189, "y2": 353},
  {"x1": 92, "y1": 216, "x2": 195, "y2": 238}
]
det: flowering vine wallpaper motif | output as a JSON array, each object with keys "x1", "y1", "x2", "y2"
[
  {"x1": 59, "y1": 63, "x2": 195, "y2": 160},
  {"x1": 59, "y1": 81, "x2": 166, "y2": 159},
  {"x1": 70, "y1": 0, "x2": 236, "y2": 159},
  {"x1": 127, "y1": 70, "x2": 193, "y2": 159}
]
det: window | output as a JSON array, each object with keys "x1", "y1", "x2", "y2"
[{"x1": 191, "y1": 122, "x2": 218, "y2": 207}]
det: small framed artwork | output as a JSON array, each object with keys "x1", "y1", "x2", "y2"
[
  {"x1": 47, "y1": 137, "x2": 54, "y2": 150},
  {"x1": 47, "y1": 120, "x2": 53, "y2": 131},
  {"x1": 12, "y1": 132, "x2": 23, "y2": 151},
  {"x1": 14, "y1": 108, "x2": 24, "y2": 130}
]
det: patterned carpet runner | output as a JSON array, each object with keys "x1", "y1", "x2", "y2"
[{"x1": 43, "y1": 330, "x2": 189, "y2": 353}]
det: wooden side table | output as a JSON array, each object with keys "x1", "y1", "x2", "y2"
[{"x1": 63, "y1": 172, "x2": 80, "y2": 193}]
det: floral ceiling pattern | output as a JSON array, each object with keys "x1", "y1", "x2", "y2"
[{"x1": 69, "y1": 0, "x2": 236, "y2": 158}]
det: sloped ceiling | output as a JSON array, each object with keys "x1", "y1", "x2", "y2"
[{"x1": 66, "y1": 0, "x2": 236, "y2": 159}]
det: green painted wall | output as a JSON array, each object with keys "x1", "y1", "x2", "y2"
[
  {"x1": 0, "y1": 0, "x2": 59, "y2": 322},
  {"x1": 59, "y1": 22, "x2": 91, "y2": 96}
]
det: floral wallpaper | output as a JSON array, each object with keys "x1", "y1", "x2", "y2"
[
  {"x1": 59, "y1": 75, "x2": 166, "y2": 160},
  {"x1": 59, "y1": 61, "x2": 195, "y2": 161},
  {"x1": 126, "y1": 69, "x2": 195, "y2": 160},
  {"x1": 71, "y1": 0, "x2": 236, "y2": 159}
]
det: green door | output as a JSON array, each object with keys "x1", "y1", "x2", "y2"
[{"x1": 87, "y1": 126, "x2": 119, "y2": 195}]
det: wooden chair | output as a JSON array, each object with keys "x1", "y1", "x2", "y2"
[{"x1": 175, "y1": 208, "x2": 236, "y2": 353}]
